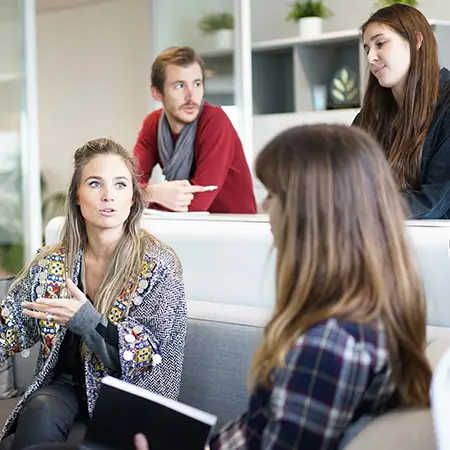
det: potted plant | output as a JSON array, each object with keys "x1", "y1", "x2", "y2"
[
  {"x1": 375, "y1": 0, "x2": 419, "y2": 7},
  {"x1": 286, "y1": 1, "x2": 332, "y2": 38},
  {"x1": 198, "y1": 12, "x2": 234, "y2": 49},
  {"x1": 0, "y1": 166, "x2": 66, "y2": 276}
]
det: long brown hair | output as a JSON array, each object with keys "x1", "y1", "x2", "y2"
[
  {"x1": 359, "y1": 4, "x2": 439, "y2": 190},
  {"x1": 251, "y1": 124, "x2": 431, "y2": 407}
]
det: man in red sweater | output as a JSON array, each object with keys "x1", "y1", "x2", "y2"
[{"x1": 134, "y1": 46, "x2": 256, "y2": 214}]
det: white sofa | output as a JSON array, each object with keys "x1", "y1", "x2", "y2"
[
  {"x1": 41, "y1": 214, "x2": 450, "y2": 448},
  {"x1": 44, "y1": 215, "x2": 450, "y2": 326}
]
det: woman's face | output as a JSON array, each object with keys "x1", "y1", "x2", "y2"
[
  {"x1": 77, "y1": 154, "x2": 134, "y2": 233},
  {"x1": 363, "y1": 22, "x2": 411, "y2": 97},
  {"x1": 263, "y1": 191, "x2": 283, "y2": 246}
]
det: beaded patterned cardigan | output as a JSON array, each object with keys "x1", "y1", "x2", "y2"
[{"x1": 0, "y1": 232, "x2": 187, "y2": 440}]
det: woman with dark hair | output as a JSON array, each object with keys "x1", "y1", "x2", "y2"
[
  {"x1": 0, "y1": 138, "x2": 187, "y2": 450},
  {"x1": 353, "y1": 4, "x2": 450, "y2": 219},
  {"x1": 208, "y1": 124, "x2": 431, "y2": 449}
]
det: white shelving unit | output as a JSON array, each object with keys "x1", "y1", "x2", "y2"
[
  {"x1": 201, "y1": 20, "x2": 450, "y2": 116},
  {"x1": 199, "y1": 20, "x2": 450, "y2": 166}
]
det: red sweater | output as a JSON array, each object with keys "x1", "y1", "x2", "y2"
[{"x1": 134, "y1": 102, "x2": 257, "y2": 214}]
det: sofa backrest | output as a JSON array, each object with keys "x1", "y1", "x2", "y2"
[
  {"x1": 45, "y1": 215, "x2": 276, "y2": 308},
  {"x1": 406, "y1": 222, "x2": 450, "y2": 327},
  {"x1": 431, "y1": 346, "x2": 450, "y2": 450},
  {"x1": 45, "y1": 217, "x2": 450, "y2": 328},
  {"x1": 178, "y1": 301, "x2": 268, "y2": 430}
]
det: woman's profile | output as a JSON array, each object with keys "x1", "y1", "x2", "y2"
[{"x1": 208, "y1": 124, "x2": 431, "y2": 449}]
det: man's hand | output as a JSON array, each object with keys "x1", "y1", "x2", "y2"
[
  {"x1": 22, "y1": 278, "x2": 87, "y2": 325},
  {"x1": 145, "y1": 180, "x2": 216, "y2": 212}
]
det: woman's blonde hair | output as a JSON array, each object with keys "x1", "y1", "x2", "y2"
[
  {"x1": 16, "y1": 138, "x2": 147, "y2": 317},
  {"x1": 252, "y1": 124, "x2": 431, "y2": 407},
  {"x1": 59, "y1": 138, "x2": 147, "y2": 315}
]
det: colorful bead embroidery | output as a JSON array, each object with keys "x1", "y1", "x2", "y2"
[
  {"x1": 0, "y1": 237, "x2": 186, "y2": 440},
  {"x1": 35, "y1": 248, "x2": 159, "y2": 377},
  {"x1": 35, "y1": 251, "x2": 67, "y2": 358}
]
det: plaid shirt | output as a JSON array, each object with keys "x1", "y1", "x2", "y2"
[{"x1": 210, "y1": 318, "x2": 398, "y2": 450}]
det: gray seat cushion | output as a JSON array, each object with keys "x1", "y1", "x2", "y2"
[
  {"x1": 178, "y1": 318, "x2": 263, "y2": 430},
  {"x1": 12, "y1": 344, "x2": 40, "y2": 395},
  {"x1": 0, "y1": 278, "x2": 18, "y2": 399},
  {"x1": 343, "y1": 408, "x2": 436, "y2": 450},
  {"x1": 0, "y1": 277, "x2": 40, "y2": 397}
]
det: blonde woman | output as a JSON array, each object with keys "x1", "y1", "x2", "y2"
[
  {"x1": 0, "y1": 138, "x2": 187, "y2": 450},
  {"x1": 209, "y1": 125, "x2": 431, "y2": 449}
]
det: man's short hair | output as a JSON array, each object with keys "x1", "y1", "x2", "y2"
[{"x1": 151, "y1": 46, "x2": 206, "y2": 93}]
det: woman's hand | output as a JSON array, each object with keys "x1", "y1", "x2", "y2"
[
  {"x1": 133, "y1": 433, "x2": 211, "y2": 450},
  {"x1": 22, "y1": 278, "x2": 88, "y2": 325},
  {"x1": 134, "y1": 434, "x2": 149, "y2": 450}
]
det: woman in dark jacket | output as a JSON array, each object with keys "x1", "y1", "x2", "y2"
[{"x1": 353, "y1": 4, "x2": 450, "y2": 219}]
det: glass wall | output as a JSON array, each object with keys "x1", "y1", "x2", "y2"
[
  {"x1": 149, "y1": 0, "x2": 253, "y2": 181},
  {"x1": 0, "y1": 0, "x2": 41, "y2": 276},
  {"x1": 152, "y1": 0, "x2": 236, "y2": 106}
]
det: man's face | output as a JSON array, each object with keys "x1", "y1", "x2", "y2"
[{"x1": 152, "y1": 63, "x2": 204, "y2": 131}]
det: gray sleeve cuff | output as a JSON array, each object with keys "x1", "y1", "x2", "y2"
[
  {"x1": 66, "y1": 300, "x2": 105, "y2": 336},
  {"x1": 65, "y1": 301, "x2": 120, "y2": 372}
]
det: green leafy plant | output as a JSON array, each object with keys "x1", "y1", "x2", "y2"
[
  {"x1": 375, "y1": 0, "x2": 418, "y2": 6},
  {"x1": 0, "y1": 165, "x2": 66, "y2": 276},
  {"x1": 198, "y1": 12, "x2": 234, "y2": 35},
  {"x1": 286, "y1": 1, "x2": 332, "y2": 21}
]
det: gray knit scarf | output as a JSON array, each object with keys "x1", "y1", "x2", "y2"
[{"x1": 157, "y1": 102, "x2": 204, "y2": 181}]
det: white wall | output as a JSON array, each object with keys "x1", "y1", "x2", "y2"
[{"x1": 37, "y1": 0, "x2": 150, "y2": 198}]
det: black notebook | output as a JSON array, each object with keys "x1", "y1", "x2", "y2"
[{"x1": 81, "y1": 376, "x2": 217, "y2": 450}]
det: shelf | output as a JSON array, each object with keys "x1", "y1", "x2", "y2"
[
  {"x1": 200, "y1": 48, "x2": 233, "y2": 58},
  {"x1": 199, "y1": 22, "x2": 450, "y2": 115},
  {"x1": 200, "y1": 20, "x2": 447, "y2": 59},
  {"x1": 254, "y1": 108, "x2": 360, "y2": 119},
  {"x1": 0, "y1": 73, "x2": 20, "y2": 83},
  {"x1": 252, "y1": 109, "x2": 359, "y2": 159},
  {"x1": 200, "y1": 29, "x2": 361, "y2": 57},
  {"x1": 253, "y1": 29, "x2": 360, "y2": 52},
  {"x1": 428, "y1": 19, "x2": 450, "y2": 27}
]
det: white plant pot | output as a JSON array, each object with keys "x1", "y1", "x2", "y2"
[
  {"x1": 298, "y1": 17, "x2": 323, "y2": 38},
  {"x1": 213, "y1": 29, "x2": 234, "y2": 49}
]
